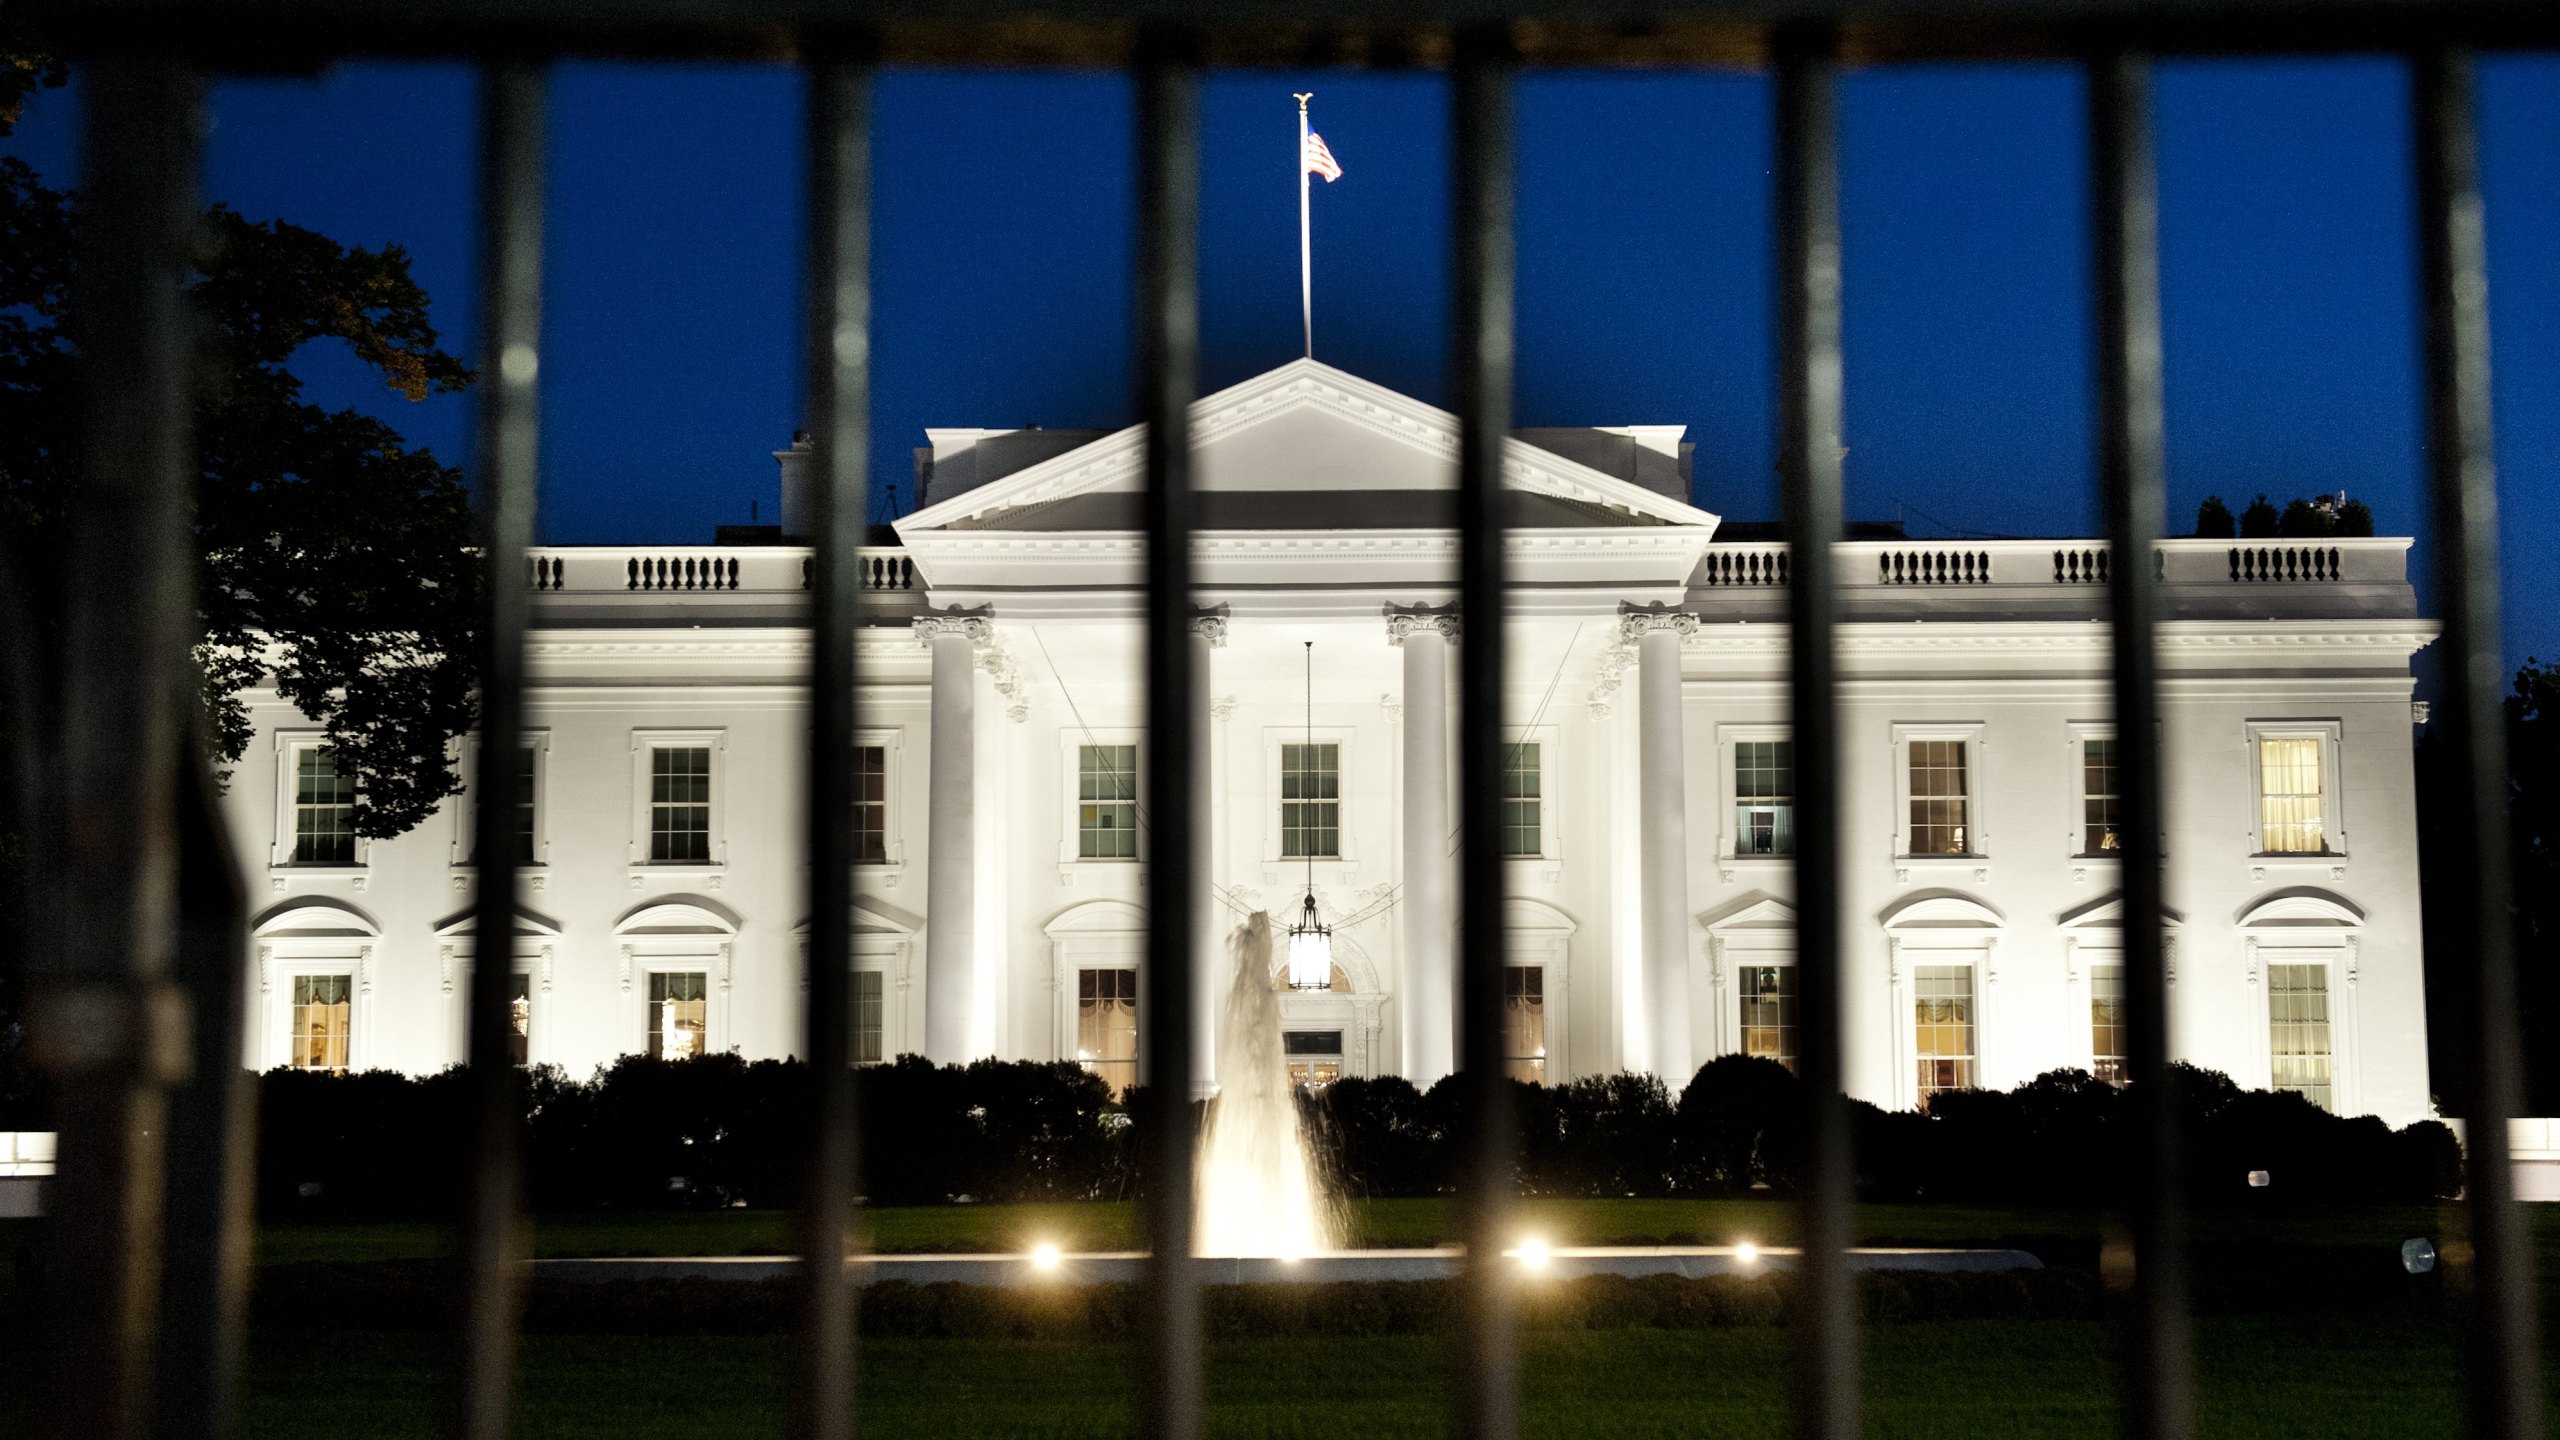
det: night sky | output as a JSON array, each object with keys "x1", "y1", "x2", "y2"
[{"x1": 5, "y1": 59, "x2": 2555, "y2": 667}]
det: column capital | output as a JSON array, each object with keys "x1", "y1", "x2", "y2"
[
  {"x1": 1385, "y1": 601, "x2": 1460, "y2": 646},
  {"x1": 1192, "y1": 604, "x2": 1231, "y2": 648},
  {"x1": 913, "y1": 606, "x2": 994, "y2": 647},
  {"x1": 1617, "y1": 600, "x2": 1699, "y2": 645}
]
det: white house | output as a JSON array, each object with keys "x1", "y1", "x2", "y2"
[{"x1": 222, "y1": 358, "x2": 2438, "y2": 1122}]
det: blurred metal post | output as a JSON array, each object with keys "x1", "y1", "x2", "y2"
[
  {"x1": 36, "y1": 52, "x2": 200, "y2": 1440},
  {"x1": 797, "y1": 54, "x2": 873, "y2": 1440},
  {"x1": 1452, "y1": 28, "x2": 1518, "y2": 1440},
  {"x1": 1772, "y1": 28, "x2": 1859, "y2": 1440},
  {"x1": 153, "y1": 755, "x2": 254, "y2": 1440},
  {"x1": 2089, "y1": 48, "x2": 2194, "y2": 1440},
  {"x1": 455, "y1": 59, "x2": 545, "y2": 1440},
  {"x1": 1134, "y1": 30, "x2": 1203, "y2": 1440},
  {"x1": 2412, "y1": 45, "x2": 2542, "y2": 1440}
]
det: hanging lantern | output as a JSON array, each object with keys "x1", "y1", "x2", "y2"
[{"x1": 1286, "y1": 891, "x2": 1333, "y2": 991}]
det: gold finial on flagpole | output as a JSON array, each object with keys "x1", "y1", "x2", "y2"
[{"x1": 1294, "y1": 92, "x2": 1313, "y2": 111}]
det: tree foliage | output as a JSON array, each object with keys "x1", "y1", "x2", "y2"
[
  {"x1": 0, "y1": 131, "x2": 479, "y2": 836},
  {"x1": 2193, "y1": 495, "x2": 2236, "y2": 538}
]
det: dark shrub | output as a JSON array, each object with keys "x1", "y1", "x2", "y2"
[
  {"x1": 1671, "y1": 1055, "x2": 1804, "y2": 1194},
  {"x1": 1546, "y1": 1073, "x2": 1677, "y2": 1197},
  {"x1": 1304, "y1": 1074, "x2": 1442, "y2": 1197}
]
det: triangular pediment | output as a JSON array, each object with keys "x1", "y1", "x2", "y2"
[{"x1": 896, "y1": 359, "x2": 1720, "y2": 539}]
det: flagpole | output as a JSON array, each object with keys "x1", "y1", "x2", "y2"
[{"x1": 1296, "y1": 92, "x2": 1313, "y2": 357}]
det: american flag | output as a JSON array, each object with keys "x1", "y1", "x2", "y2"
[{"x1": 1304, "y1": 132, "x2": 1343, "y2": 182}]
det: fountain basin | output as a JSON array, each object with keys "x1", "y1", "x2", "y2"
[{"x1": 532, "y1": 1245, "x2": 2041, "y2": 1289}]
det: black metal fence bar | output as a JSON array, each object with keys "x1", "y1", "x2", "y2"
[
  {"x1": 797, "y1": 55, "x2": 872, "y2": 1440},
  {"x1": 35, "y1": 55, "x2": 201, "y2": 1440},
  {"x1": 2412, "y1": 45, "x2": 2542, "y2": 1440},
  {"x1": 1772, "y1": 29, "x2": 1859, "y2": 1440},
  {"x1": 456, "y1": 58, "x2": 546, "y2": 1440},
  {"x1": 1451, "y1": 30, "x2": 1520, "y2": 1440},
  {"x1": 2089, "y1": 48, "x2": 2194, "y2": 1440},
  {"x1": 1135, "y1": 31, "x2": 1205, "y2": 1440}
]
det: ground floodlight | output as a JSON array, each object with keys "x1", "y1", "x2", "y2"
[
  {"x1": 1512, "y1": 1236, "x2": 1553, "y2": 1271},
  {"x1": 1734, "y1": 1241, "x2": 1760, "y2": 1266},
  {"x1": 1030, "y1": 1242, "x2": 1063, "y2": 1272}
]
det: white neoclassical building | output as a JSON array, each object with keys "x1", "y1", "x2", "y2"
[{"x1": 221, "y1": 359, "x2": 2438, "y2": 1122}]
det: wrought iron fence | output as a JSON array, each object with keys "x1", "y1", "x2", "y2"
[{"x1": 9, "y1": 4, "x2": 2554, "y2": 1439}]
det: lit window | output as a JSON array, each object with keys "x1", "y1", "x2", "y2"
[
  {"x1": 1501, "y1": 743, "x2": 1543, "y2": 857},
  {"x1": 2089, "y1": 963, "x2": 2125, "y2": 1086},
  {"x1": 1077, "y1": 968, "x2": 1138, "y2": 1098},
  {"x1": 508, "y1": 972, "x2": 532, "y2": 1066},
  {"x1": 1503, "y1": 966, "x2": 1546, "y2": 1085},
  {"x1": 291, "y1": 974, "x2": 351, "y2": 1071},
  {"x1": 2268, "y1": 963, "x2": 2333, "y2": 1112},
  {"x1": 1913, "y1": 964, "x2": 1976, "y2": 1100},
  {"x1": 2258, "y1": 738, "x2": 2327, "y2": 855},
  {"x1": 649, "y1": 747, "x2": 713, "y2": 863},
  {"x1": 1284, "y1": 1029, "x2": 1343, "y2": 1089},
  {"x1": 1735, "y1": 741, "x2": 1795, "y2": 857},
  {"x1": 293, "y1": 748, "x2": 356, "y2": 864},
  {"x1": 1740, "y1": 964, "x2": 1797, "y2": 1071},
  {"x1": 1078, "y1": 744, "x2": 1139, "y2": 859},
  {"x1": 2082, "y1": 739, "x2": 2120, "y2": 855},
  {"x1": 1907, "y1": 741, "x2": 1971, "y2": 856},
  {"x1": 648, "y1": 971, "x2": 708, "y2": 1060},
  {"x1": 1280, "y1": 743, "x2": 1340, "y2": 859},
  {"x1": 855, "y1": 746, "x2": 888, "y2": 865},
  {"x1": 853, "y1": 970, "x2": 884, "y2": 1065}
]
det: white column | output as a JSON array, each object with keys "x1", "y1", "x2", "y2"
[
  {"x1": 916, "y1": 611, "x2": 990, "y2": 1062},
  {"x1": 1626, "y1": 605, "x2": 1700, "y2": 1082},
  {"x1": 1189, "y1": 613, "x2": 1228, "y2": 1098},
  {"x1": 1391, "y1": 605, "x2": 1459, "y2": 1085}
]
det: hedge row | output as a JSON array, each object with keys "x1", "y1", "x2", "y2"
[
  {"x1": 252, "y1": 1052, "x2": 2465, "y2": 1219},
  {"x1": 247, "y1": 1264, "x2": 2116, "y2": 1338}
]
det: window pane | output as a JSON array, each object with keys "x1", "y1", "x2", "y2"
[
  {"x1": 1280, "y1": 743, "x2": 1340, "y2": 858},
  {"x1": 1907, "y1": 741, "x2": 1971, "y2": 856},
  {"x1": 1076, "y1": 967, "x2": 1139, "y2": 1098},
  {"x1": 2258, "y1": 738, "x2": 2327, "y2": 855},
  {"x1": 509, "y1": 971, "x2": 532, "y2": 1067},
  {"x1": 2267, "y1": 962, "x2": 2334, "y2": 1111},
  {"x1": 1734, "y1": 741, "x2": 1795, "y2": 857},
  {"x1": 290, "y1": 973, "x2": 351, "y2": 1070},
  {"x1": 1740, "y1": 964, "x2": 1798, "y2": 1071},
  {"x1": 1502, "y1": 743, "x2": 1542, "y2": 857},
  {"x1": 293, "y1": 748, "x2": 356, "y2": 864},
  {"x1": 1078, "y1": 744, "x2": 1140, "y2": 859},
  {"x1": 854, "y1": 746, "x2": 888, "y2": 865},
  {"x1": 2082, "y1": 739, "x2": 2120, "y2": 855},
  {"x1": 2089, "y1": 963, "x2": 2125, "y2": 1086},
  {"x1": 1913, "y1": 964, "x2": 1976, "y2": 1101},
  {"x1": 852, "y1": 970, "x2": 884, "y2": 1065},
  {"x1": 650, "y1": 747, "x2": 713, "y2": 863},
  {"x1": 1503, "y1": 965, "x2": 1545, "y2": 1085},
  {"x1": 647, "y1": 970, "x2": 709, "y2": 1060}
]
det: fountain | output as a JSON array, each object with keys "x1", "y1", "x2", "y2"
[{"x1": 1194, "y1": 912, "x2": 1343, "y2": 1258}]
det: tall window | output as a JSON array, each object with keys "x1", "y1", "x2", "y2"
[
  {"x1": 1078, "y1": 743, "x2": 1139, "y2": 859},
  {"x1": 1077, "y1": 968, "x2": 1138, "y2": 1098},
  {"x1": 2089, "y1": 963, "x2": 2126, "y2": 1085},
  {"x1": 2268, "y1": 962, "x2": 2334, "y2": 1111},
  {"x1": 1280, "y1": 742, "x2": 1340, "y2": 859},
  {"x1": 649, "y1": 746, "x2": 713, "y2": 863},
  {"x1": 648, "y1": 971, "x2": 708, "y2": 1060},
  {"x1": 1740, "y1": 964, "x2": 1797, "y2": 1071},
  {"x1": 2258, "y1": 738, "x2": 2328, "y2": 855},
  {"x1": 853, "y1": 970, "x2": 884, "y2": 1065},
  {"x1": 291, "y1": 974, "x2": 351, "y2": 1070},
  {"x1": 2082, "y1": 739, "x2": 2121, "y2": 854},
  {"x1": 473, "y1": 744, "x2": 538, "y2": 865},
  {"x1": 1907, "y1": 741, "x2": 1971, "y2": 856},
  {"x1": 1503, "y1": 965, "x2": 1546, "y2": 1084},
  {"x1": 854, "y1": 746, "x2": 887, "y2": 865},
  {"x1": 1735, "y1": 740, "x2": 1795, "y2": 857},
  {"x1": 293, "y1": 748, "x2": 356, "y2": 863},
  {"x1": 508, "y1": 972, "x2": 532, "y2": 1066},
  {"x1": 1913, "y1": 964, "x2": 1976, "y2": 1100},
  {"x1": 1501, "y1": 743, "x2": 1543, "y2": 857},
  {"x1": 1284, "y1": 1030, "x2": 1343, "y2": 1089}
]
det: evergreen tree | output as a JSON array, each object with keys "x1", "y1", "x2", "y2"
[{"x1": 2194, "y1": 495, "x2": 2236, "y2": 538}]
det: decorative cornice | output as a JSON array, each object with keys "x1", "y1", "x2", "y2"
[{"x1": 1384, "y1": 602, "x2": 1460, "y2": 646}]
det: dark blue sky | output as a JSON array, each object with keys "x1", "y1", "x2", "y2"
[{"x1": 6, "y1": 59, "x2": 2555, "y2": 665}]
